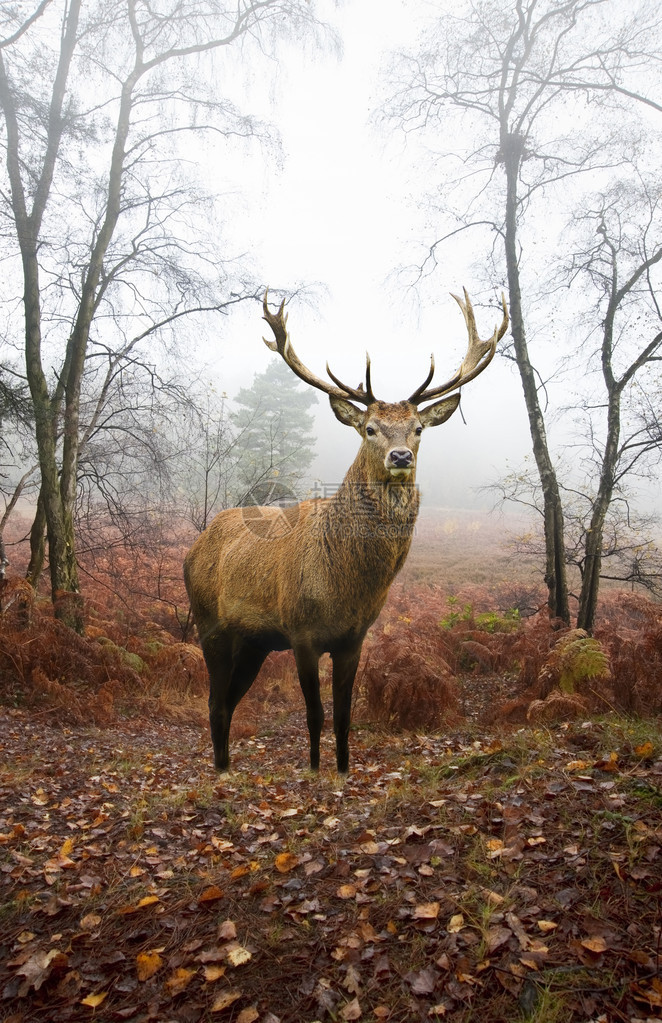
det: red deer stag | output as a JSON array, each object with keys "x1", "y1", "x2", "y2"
[{"x1": 184, "y1": 289, "x2": 508, "y2": 773}]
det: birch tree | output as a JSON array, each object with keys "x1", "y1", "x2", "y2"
[
  {"x1": 0, "y1": 0, "x2": 325, "y2": 627},
  {"x1": 383, "y1": 0, "x2": 662, "y2": 625}
]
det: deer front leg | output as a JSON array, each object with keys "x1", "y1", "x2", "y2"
[
  {"x1": 331, "y1": 643, "x2": 362, "y2": 774},
  {"x1": 294, "y1": 645, "x2": 324, "y2": 770},
  {"x1": 205, "y1": 633, "x2": 266, "y2": 772}
]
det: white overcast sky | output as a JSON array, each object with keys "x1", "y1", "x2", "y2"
[{"x1": 198, "y1": 0, "x2": 544, "y2": 508}]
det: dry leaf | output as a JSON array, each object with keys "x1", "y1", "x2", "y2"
[
  {"x1": 17, "y1": 949, "x2": 68, "y2": 991},
  {"x1": 447, "y1": 914, "x2": 464, "y2": 933},
  {"x1": 211, "y1": 987, "x2": 242, "y2": 1012},
  {"x1": 237, "y1": 1009, "x2": 259, "y2": 1023},
  {"x1": 165, "y1": 967, "x2": 196, "y2": 995},
  {"x1": 79, "y1": 913, "x2": 101, "y2": 931},
  {"x1": 343, "y1": 963, "x2": 362, "y2": 994},
  {"x1": 199, "y1": 885, "x2": 225, "y2": 904},
  {"x1": 407, "y1": 967, "x2": 437, "y2": 995},
  {"x1": 340, "y1": 996, "x2": 362, "y2": 1020},
  {"x1": 486, "y1": 926, "x2": 512, "y2": 952},
  {"x1": 413, "y1": 902, "x2": 440, "y2": 920},
  {"x1": 336, "y1": 884, "x2": 357, "y2": 900},
  {"x1": 137, "y1": 895, "x2": 159, "y2": 908},
  {"x1": 226, "y1": 944, "x2": 252, "y2": 967},
  {"x1": 204, "y1": 964, "x2": 227, "y2": 982},
  {"x1": 231, "y1": 864, "x2": 251, "y2": 880},
  {"x1": 581, "y1": 936, "x2": 607, "y2": 953},
  {"x1": 274, "y1": 851, "x2": 299, "y2": 873},
  {"x1": 136, "y1": 951, "x2": 163, "y2": 981},
  {"x1": 218, "y1": 919, "x2": 238, "y2": 941},
  {"x1": 537, "y1": 920, "x2": 558, "y2": 932},
  {"x1": 80, "y1": 991, "x2": 108, "y2": 1008}
]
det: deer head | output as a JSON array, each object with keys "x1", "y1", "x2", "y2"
[{"x1": 262, "y1": 288, "x2": 509, "y2": 483}]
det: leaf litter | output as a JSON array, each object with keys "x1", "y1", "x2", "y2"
[{"x1": 0, "y1": 707, "x2": 661, "y2": 1021}]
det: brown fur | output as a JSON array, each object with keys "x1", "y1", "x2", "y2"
[{"x1": 184, "y1": 292, "x2": 506, "y2": 773}]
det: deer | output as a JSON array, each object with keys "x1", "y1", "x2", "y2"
[{"x1": 184, "y1": 289, "x2": 508, "y2": 774}]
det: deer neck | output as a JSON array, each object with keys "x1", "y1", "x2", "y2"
[{"x1": 320, "y1": 448, "x2": 420, "y2": 570}]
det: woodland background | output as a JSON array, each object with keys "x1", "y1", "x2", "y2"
[{"x1": 1, "y1": 1, "x2": 662, "y2": 1020}]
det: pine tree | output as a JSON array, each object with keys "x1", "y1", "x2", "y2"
[{"x1": 231, "y1": 360, "x2": 318, "y2": 503}]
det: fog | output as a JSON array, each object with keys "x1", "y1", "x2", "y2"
[{"x1": 196, "y1": 0, "x2": 539, "y2": 511}]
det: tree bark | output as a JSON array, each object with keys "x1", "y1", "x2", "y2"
[{"x1": 502, "y1": 136, "x2": 570, "y2": 625}]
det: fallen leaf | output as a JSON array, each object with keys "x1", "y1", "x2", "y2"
[
  {"x1": 136, "y1": 951, "x2": 164, "y2": 981},
  {"x1": 581, "y1": 936, "x2": 607, "y2": 954},
  {"x1": 211, "y1": 987, "x2": 242, "y2": 1012},
  {"x1": 80, "y1": 913, "x2": 102, "y2": 931},
  {"x1": 537, "y1": 920, "x2": 558, "y2": 932},
  {"x1": 165, "y1": 967, "x2": 196, "y2": 995},
  {"x1": 17, "y1": 949, "x2": 68, "y2": 992},
  {"x1": 336, "y1": 884, "x2": 357, "y2": 900},
  {"x1": 199, "y1": 885, "x2": 225, "y2": 904},
  {"x1": 80, "y1": 991, "x2": 108, "y2": 1008},
  {"x1": 343, "y1": 963, "x2": 362, "y2": 994},
  {"x1": 274, "y1": 851, "x2": 299, "y2": 873},
  {"x1": 226, "y1": 944, "x2": 252, "y2": 967},
  {"x1": 237, "y1": 1009, "x2": 259, "y2": 1023},
  {"x1": 486, "y1": 925, "x2": 512, "y2": 952},
  {"x1": 204, "y1": 964, "x2": 227, "y2": 982},
  {"x1": 413, "y1": 902, "x2": 440, "y2": 920},
  {"x1": 137, "y1": 895, "x2": 159, "y2": 908},
  {"x1": 340, "y1": 996, "x2": 362, "y2": 1020},
  {"x1": 406, "y1": 967, "x2": 437, "y2": 994},
  {"x1": 231, "y1": 864, "x2": 251, "y2": 880},
  {"x1": 210, "y1": 922, "x2": 235, "y2": 945},
  {"x1": 631, "y1": 976, "x2": 662, "y2": 1008},
  {"x1": 447, "y1": 913, "x2": 464, "y2": 933}
]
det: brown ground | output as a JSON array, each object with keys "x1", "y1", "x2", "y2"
[{"x1": 1, "y1": 703, "x2": 661, "y2": 1023}]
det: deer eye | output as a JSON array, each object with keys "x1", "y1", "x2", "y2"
[
  {"x1": 366, "y1": 425, "x2": 377, "y2": 437},
  {"x1": 415, "y1": 425, "x2": 423, "y2": 436}
]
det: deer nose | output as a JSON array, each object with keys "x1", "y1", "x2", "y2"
[{"x1": 387, "y1": 448, "x2": 414, "y2": 469}]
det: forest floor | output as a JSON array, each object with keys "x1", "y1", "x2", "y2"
[{"x1": 1, "y1": 703, "x2": 661, "y2": 1023}]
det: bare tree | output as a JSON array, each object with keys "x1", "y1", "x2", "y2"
[
  {"x1": 383, "y1": 0, "x2": 662, "y2": 624},
  {"x1": 560, "y1": 175, "x2": 662, "y2": 628},
  {"x1": 0, "y1": 0, "x2": 326, "y2": 627}
]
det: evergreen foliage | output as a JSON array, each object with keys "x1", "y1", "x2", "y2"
[{"x1": 231, "y1": 360, "x2": 318, "y2": 501}]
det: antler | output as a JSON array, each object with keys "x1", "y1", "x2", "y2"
[
  {"x1": 262, "y1": 290, "x2": 376, "y2": 405},
  {"x1": 408, "y1": 288, "x2": 509, "y2": 406}
]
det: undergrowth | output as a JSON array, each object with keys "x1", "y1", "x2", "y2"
[{"x1": 1, "y1": 570, "x2": 661, "y2": 735}]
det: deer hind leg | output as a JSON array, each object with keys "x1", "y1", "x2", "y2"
[
  {"x1": 331, "y1": 644, "x2": 362, "y2": 774},
  {"x1": 204, "y1": 632, "x2": 267, "y2": 772},
  {"x1": 293, "y1": 645, "x2": 324, "y2": 771}
]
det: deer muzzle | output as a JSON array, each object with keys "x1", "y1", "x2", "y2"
[{"x1": 385, "y1": 448, "x2": 414, "y2": 478}]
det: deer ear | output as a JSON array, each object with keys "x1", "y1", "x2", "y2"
[
  {"x1": 418, "y1": 393, "x2": 461, "y2": 428},
  {"x1": 329, "y1": 394, "x2": 365, "y2": 431}
]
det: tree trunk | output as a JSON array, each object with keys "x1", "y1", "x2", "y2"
[
  {"x1": 576, "y1": 374, "x2": 621, "y2": 632},
  {"x1": 502, "y1": 137, "x2": 570, "y2": 625},
  {"x1": 26, "y1": 490, "x2": 46, "y2": 587}
]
